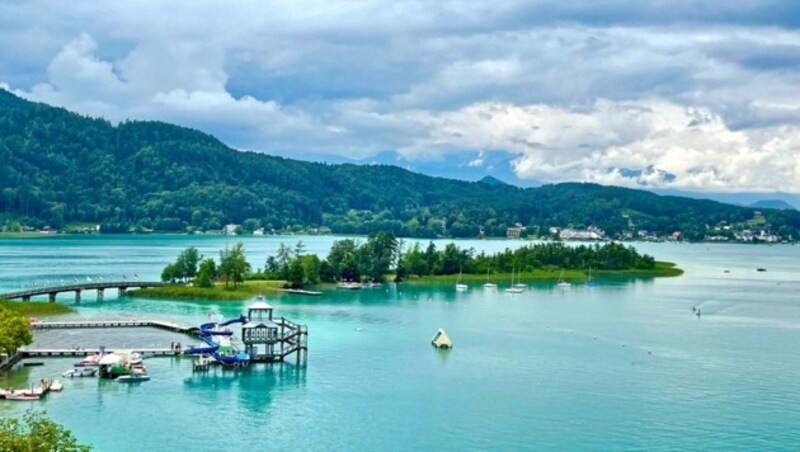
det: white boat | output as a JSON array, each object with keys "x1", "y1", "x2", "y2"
[
  {"x1": 337, "y1": 282, "x2": 363, "y2": 290},
  {"x1": 557, "y1": 270, "x2": 571, "y2": 288},
  {"x1": 455, "y1": 268, "x2": 468, "y2": 291},
  {"x1": 63, "y1": 367, "x2": 98, "y2": 378},
  {"x1": 116, "y1": 369, "x2": 150, "y2": 383},
  {"x1": 129, "y1": 351, "x2": 143, "y2": 365},
  {"x1": 505, "y1": 268, "x2": 524, "y2": 293},
  {"x1": 5, "y1": 392, "x2": 40, "y2": 401},
  {"x1": 50, "y1": 380, "x2": 63, "y2": 392},
  {"x1": 483, "y1": 268, "x2": 497, "y2": 288},
  {"x1": 74, "y1": 354, "x2": 102, "y2": 367}
]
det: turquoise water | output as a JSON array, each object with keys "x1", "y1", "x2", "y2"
[{"x1": 1, "y1": 236, "x2": 800, "y2": 450}]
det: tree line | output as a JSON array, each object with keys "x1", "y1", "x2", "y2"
[{"x1": 161, "y1": 233, "x2": 656, "y2": 289}]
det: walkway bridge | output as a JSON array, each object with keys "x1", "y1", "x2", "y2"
[{"x1": 0, "y1": 281, "x2": 171, "y2": 302}]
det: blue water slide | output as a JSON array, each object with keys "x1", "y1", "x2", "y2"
[{"x1": 183, "y1": 315, "x2": 251, "y2": 366}]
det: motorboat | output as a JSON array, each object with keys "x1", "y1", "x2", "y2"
[
  {"x1": 63, "y1": 367, "x2": 98, "y2": 378},
  {"x1": 74, "y1": 354, "x2": 102, "y2": 367},
  {"x1": 5, "y1": 392, "x2": 40, "y2": 401},
  {"x1": 50, "y1": 380, "x2": 63, "y2": 392},
  {"x1": 116, "y1": 369, "x2": 150, "y2": 383},
  {"x1": 129, "y1": 351, "x2": 143, "y2": 365}
]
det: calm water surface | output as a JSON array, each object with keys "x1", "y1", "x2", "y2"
[{"x1": 0, "y1": 235, "x2": 799, "y2": 451}]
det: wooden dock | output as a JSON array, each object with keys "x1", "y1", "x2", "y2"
[
  {"x1": 30, "y1": 319, "x2": 197, "y2": 335},
  {"x1": 19, "y1": 348, "x2": 177, "y2": 358}
]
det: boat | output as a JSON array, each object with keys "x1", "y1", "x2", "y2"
[
  {"x1": 483, "y1": 268, "x2": 497, "y2": 288},
  {"x1": 455, "y1": 268, "x2": 468, "y2": 291},
  {"x1": 50, "y1": 380, "x2": 63, "y2": 392},
  {"x1": 74, "y1": 353, "x2": 102, "y2": 367},
  {"x1": 116, "y1": 369, "x2": 150, "y2": 383},
  {"x1": 587, "y1": 266, "x2": 598, "y2": 287},
  {"x1": 337, "y1": 282, "x2": 363, "y2": 290},
  {"x1": 5, "y1": 392, "x2": 40, "y2": 401},
  {"x1": 129, "y1": 351, "x2": 143, "y2": 365},
  {"x1": 557, "y1": 269, "x2": 571, "y2": 288},
  {"x1": 62, "y1": 367, "x2": 98, "y2": 378},
  {"x1": 505, "y1": 268, "x2": 524, "y2": 294}
]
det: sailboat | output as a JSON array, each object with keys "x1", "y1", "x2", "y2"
[
  {"x1": 455, "y1": 267, "x2": 468, "y2": 291},
  {"x1": 587, "y1": 266, "x2": 598, "y2": 287},
  {"x1": 557, "y1": 269, "x2": 571, "y2": 288},
  {"x1": 483, "y1": 268, "x2": 497, "y2": 288},
  {"x1": 505, "y1": 268, "x2": 523, "y2": 293}
]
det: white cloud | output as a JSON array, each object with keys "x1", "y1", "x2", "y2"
[{"x1": 2, "y1": 1, "x2": 800, "y2": 191}]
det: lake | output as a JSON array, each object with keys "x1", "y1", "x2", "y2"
[{"x1": 0, "y1": 235, "x2": 799, "y2": 451}]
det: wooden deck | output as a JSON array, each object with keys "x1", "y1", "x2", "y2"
[
  {"x1": 19, "y1": 348, "x2": 177, "y2": 358},
  {"x1": 30, "y1": 319, "x2": 197, "y2": 335}
]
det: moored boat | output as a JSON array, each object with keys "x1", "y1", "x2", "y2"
[
  {"x1": 5, "y1": 392, "x2": 41, "y2": 401},
  {"x1": 63, "y1": 367, "x2": 98, "y2": 378},
  {"x1": 74, "y1": 354, "x2": 102, "y2": 367},
  {"x1": 116, "y1": 369, "x2": 150, "y2": 382},
  {"x1": 50, "y1": 380, "x2": 63, "y2": 392}
]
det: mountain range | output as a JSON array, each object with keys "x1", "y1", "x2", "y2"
[{"x1": 1, "y1": 88, "x2": 799, "y2": 240}]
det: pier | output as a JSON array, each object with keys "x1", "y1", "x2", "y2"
[
  {"x1": 19, "y1": 348, "x2": 177, "y2": 358},
  {"x1": 0, "y1": 281, "x2": 172, "y2": 302},
  {"x1": 30, "y1": 319, "x2": 197, "y2": 335}
]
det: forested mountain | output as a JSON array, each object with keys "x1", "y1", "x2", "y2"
[{"x1": 1, "y1": 89, "x2": 799, "y2": 239}]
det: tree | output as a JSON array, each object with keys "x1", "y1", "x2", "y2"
[
  {"x1": 0, "y1": 410, "x2": 91, "y2": 451},
  {"x1": 194, "y1": 258, "x2": 217, "y2": 288},
  {"x1": 0, "y1": 306, "x2": 32, "y2": 355},
  {"x1": 160, "y1": 263, "x2": 179, "y2": 283},
  {"x1": 176, "y1": 247, "x2": 201, "y2": 281},
  {"x1": 301, "y1": 254, "x2": 322, "y2": 285},
  {"x1": 287, "y1": 258, "x2": 305, "y2": 289},
  {"x1": 219, "y1": 242, "x2": 249, "y2": 288}
]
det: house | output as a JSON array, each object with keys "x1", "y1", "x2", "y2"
[
  {"x1": 253, "y1": 227, "x2": 265, "y2": 236},
  {"x1": 224, "y1": 224, "x2": 239, "y2": 236},
  {"x1": 507, "y1": 223, "x2": 524, "y2": 239}
]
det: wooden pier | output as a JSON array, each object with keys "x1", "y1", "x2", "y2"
[
  {"x1": 30, "y1": 319, "x2": 197, "y2": 335},
  {"x1": 19, "y1": 348, "x2": 177, "y2": 358}
]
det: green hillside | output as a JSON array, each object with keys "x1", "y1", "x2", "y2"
[{"x1": 1, "y1": 89, "x2": 799, "y2": 239}]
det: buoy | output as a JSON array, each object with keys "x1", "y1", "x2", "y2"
[{"x1": 431, "y1": 328, "x2": 453, "y2": 348}]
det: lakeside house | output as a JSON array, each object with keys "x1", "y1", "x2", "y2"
[
  {"x1": 507, "y1": 223, "x2": 524, "y2": 239},
  {"x1": 224, "y1": 224, "x2": 239, "y2": 236}
]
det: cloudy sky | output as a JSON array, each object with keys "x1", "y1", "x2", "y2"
[{"x1": 2, "y1": 0, "x2": 800, "y2": 192}]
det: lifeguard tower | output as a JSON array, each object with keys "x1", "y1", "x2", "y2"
[{"x1": 242, "y1": 299, "x2": 308, "y2": 364}]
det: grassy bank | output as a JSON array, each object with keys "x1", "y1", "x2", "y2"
[
  {"x1": 408, "y1": 261, "x2": 682, "y2": 284},
  {"x1": 0, "y1": 300, "x2": 74, "y2": 316},
  {"x1": 129, "y1": 280, "x2": 288, "y2": 301}
]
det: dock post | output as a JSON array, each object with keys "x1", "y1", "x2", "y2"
[
  {"x1": 22, "y1": 295, "x2": 30, "y2": 302},
  {"x1": 97, "y1": 288, "x2": 104, "y2": 299},
  {"x1": 75, "y1": 289, "x2": 81, "y2": 302},
  {"x1": 118, "y1": 287, "x2": 127, "y2": 296},
  {"x1": 48, "y1": 292, "x2": 56, "y2": 303}
]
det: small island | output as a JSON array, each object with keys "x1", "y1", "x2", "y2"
[{"x1": 130, "y1": 233, "x2": 681, "y2": 301}]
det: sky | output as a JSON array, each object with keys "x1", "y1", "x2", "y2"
[{"x1": 2, "y1": 0, "x2": 800, "y2": 192}]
